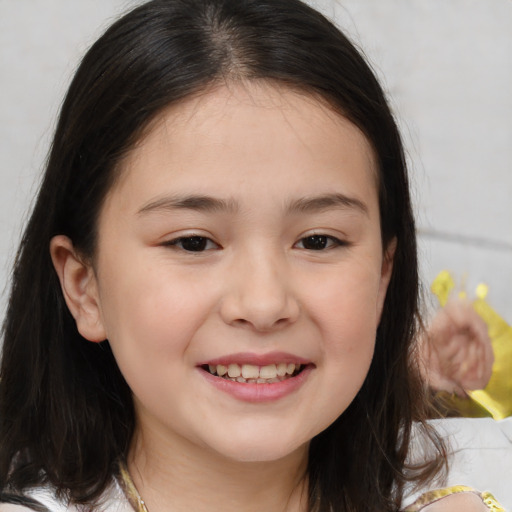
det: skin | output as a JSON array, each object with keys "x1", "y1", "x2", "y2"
[{"x1": 51, "y1": 81, "x2": 395, "y2": 512}]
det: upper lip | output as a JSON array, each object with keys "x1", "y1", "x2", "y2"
[{"x1": 197, "y1": 351, "x2": 311, "y2": 367}]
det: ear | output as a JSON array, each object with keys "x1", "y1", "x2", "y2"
[
  {"x1": 376, "y1": 237, "x2": 397, "y2": 321},
  {"x1": 50, "y1": 235, "x2": 106, "y2": 342}
]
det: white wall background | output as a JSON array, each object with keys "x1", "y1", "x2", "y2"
[{"x1": 1, "y1": 0, "x2": 511, "y2": 321}]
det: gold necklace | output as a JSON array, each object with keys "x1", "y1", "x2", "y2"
[{"x1": 119, "y1": 462, "x2": 150, "y2": 512}]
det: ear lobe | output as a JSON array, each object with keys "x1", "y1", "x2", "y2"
[
  {"x1": 50, "y1": 235, "x2": 106, "y2": 343},
  {"x1": 376, "y1": 237, "x2": 397, "y2": 321}
]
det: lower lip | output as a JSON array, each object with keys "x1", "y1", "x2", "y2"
[{"x1": 199, "y1": 366, "x2": 313, "y2": 403}]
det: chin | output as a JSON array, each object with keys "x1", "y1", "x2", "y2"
[{"x1": 204, "y1": 428, "x2": 310, "y2": 464}]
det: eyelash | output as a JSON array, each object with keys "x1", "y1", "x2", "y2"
[
  {"x1": 164, "y1": 234, "x2": 346, "y2": 253},
  {"x1": 164, "y1": 236, "x2": 220, "y2": 252},
  {"x1": 294, "y1": 234, "x2": 346, "y2": 251}
]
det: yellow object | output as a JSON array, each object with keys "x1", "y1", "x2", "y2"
[
  {"x1": 404, "y1": 485, "x2": 506, "y2": 511},
  {"x1": 431, "y1": 271, "x2": 512, "y2": 420}
]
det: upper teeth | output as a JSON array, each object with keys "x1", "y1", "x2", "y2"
[{"x1": 207, "y1": 363, "x2": 300, "y2": 380}]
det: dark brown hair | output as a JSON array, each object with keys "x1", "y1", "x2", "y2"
[{"x1": 0, "y1": 1, "x2": 443, "y2": 510}]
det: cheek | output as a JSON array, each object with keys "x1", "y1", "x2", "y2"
[
  {"x1": 301, "y1": 263, "x2": 382, "y2": 410},
  {"x1": 97, "y1": 261, "x2": 216, "y2": 362},
  {"x1": 97, "y1": 270, "x2": 214, "y2": 413},
  {"x1": 306, "y1": 262, "x2": 383, "y2": 342}
]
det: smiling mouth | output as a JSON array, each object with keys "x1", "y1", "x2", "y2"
[{"x1": 201, "y1": 363, "x2": 305, "y2": 383}]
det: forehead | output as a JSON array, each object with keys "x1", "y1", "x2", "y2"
[{"x1": 110, "y1": 81, "x2": 378, "y2": 213}]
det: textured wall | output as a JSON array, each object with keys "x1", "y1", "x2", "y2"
[{"x1": 1, "y1": 0, "x2": 511, "y2": 320}]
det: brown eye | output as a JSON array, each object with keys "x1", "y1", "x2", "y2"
[
  {"x1": 296, "y1": 235, "x2": 343, "y2": 251},
  {"x1": 167, "y1": 236, "x2": 218, "y2": 252}
]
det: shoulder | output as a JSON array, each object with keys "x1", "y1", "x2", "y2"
[
  {"x1": 0, "y1": 505, "x2": 35, "y2": 512},
  {"x1": 432, "y1": 417, "x2": 512, "y2": 508},
  {"x1": 404, "y1": 417, "x2": 512, "y2": 510},
  {"x1": 0, "y1": 487, "x2": 65, "y2": 512},
  {"x1": 0, "y1": 491, "x2": 56, "y2": 512},
  {"x1": 0, "y1": 476, "x2": 132, "y2": 512},
  {"x1": 403, "y1": 487, "x2": 505, "y2": 511}
]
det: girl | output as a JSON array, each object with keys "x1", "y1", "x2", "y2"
[{"x1": 0, "y1": 0, "x2": 504, "y2": 510}]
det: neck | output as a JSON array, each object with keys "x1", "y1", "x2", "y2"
[{"x1": 127, "y1": 424, "x2": 309, "y2": 512}]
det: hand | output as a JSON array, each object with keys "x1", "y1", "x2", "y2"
[{"x1": 419, "y1": 299, "x2": 494, "y2": 396}]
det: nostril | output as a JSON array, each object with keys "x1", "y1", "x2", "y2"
[
  {"x1": 232, "y1": 318, "x2": 250, "y2": 327},
  {"x1": 229, "y1": 315, "x2": 296, "y2": 333}
]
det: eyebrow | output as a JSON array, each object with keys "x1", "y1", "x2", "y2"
[
  {"x1": 137, "y1": 192, "x2": 367, "y2": 216},
  {"x1": 138, "y1": 194, "x2": 238, "y2": 215},
  {"x1": 286, "y1": 193, "x2": 368, "y2": 216}
]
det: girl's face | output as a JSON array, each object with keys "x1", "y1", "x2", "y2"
[{"x1": 67, "y1": 82, "x2": 394, "y2": 463}]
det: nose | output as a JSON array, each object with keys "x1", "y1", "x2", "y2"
[{"x1": 219, "y1": 249, "x2": 300, "y2": 332}]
